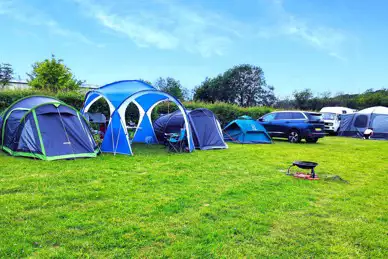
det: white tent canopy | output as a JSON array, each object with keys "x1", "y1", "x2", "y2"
[{"x1": 358, "y1": 106, "x2": 388, "y2": 115}]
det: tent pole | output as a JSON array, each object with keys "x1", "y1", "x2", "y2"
[
  {"x1": 110, "y1": 117, "x2": 115, "y2": 155},
  {"x1": 115, "y1": 119, "x2": 121, "y2": 155}
]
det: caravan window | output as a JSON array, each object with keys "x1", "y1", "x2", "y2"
[{"x1": 354, "y1": 115, "x2": 368, "y2": 128}]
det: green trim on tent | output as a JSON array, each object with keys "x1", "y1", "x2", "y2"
[
  {"x1": 2, "y1": 146, "x2": 46, "y2": 160},
  {"x1": 2, "y1": 146, "x2": 99, "y2": 161},
  {"x1": 32, "y1": 110, "x2": 46, "y2": 156},
  {"x1": 44, "y1": 149, "x2": 99, "y2": 161}
]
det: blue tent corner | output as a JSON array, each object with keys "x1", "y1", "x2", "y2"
[{"x1": 223, "y1": 116, "x2": 272, "y2": 144}]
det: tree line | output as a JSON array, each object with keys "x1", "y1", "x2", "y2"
[
  {"x1": 1, "y1": 55, "x2": 386, "y2": 110},
  {"x1": 0, "y1": 56, "x2": 277, "y2": 106},
  {"x1": 277, "y1": 88, "x2": 388, "y2": 111}
]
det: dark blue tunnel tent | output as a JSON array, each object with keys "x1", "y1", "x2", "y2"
[
  {"x1": 153, "y1": 108, "x2": 228, "y2": 150},
  {"x1": 0, "y1": 96, "x2": 98, "y2": 160}
]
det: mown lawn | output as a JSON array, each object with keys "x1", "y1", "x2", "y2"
[{"x1": 0, "y1": 137, "x2": 387, "y2": 258}]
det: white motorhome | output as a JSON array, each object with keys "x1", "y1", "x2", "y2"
[{"x1": 319, "y1": 107, "x2": 355, "y2": 133}]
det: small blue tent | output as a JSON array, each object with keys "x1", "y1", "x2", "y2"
[
  {"x1": 153, "y1": 108, "x2": 228, "y2": 150},
  {"x1": 82, "y1": 80, "x2": 194, "y2": 155},
  {"x1": 0, "y1": 96, "x2": 98, "y2": 160},
  {"x1": 223, "y1": 116, "x2": 272, "y2": 144}
]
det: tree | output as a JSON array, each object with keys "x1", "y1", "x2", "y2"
[
  {"x1": 154, "y1": 77, "x2": 188, "y2": 101},
  {"x1": 0, "y1": 63, "x2": 14, "y2": 89},
  {"x1": 193, "y1": 76, "x2": 225, "y2": 103},
  {"x1": 224, "y1": 64, "x2": 267, "y2": 106},
  {"x1": 274, "y1": 96, "x2": 295, "y2": 109},
  {"x1": 293, "y1": 89, "x2": 314, "y2": 110},
  {"x1": 27, "y1": 55, "x2": 83, "y2": 92},
  {"x1": 194, "y1": 64, "x2": 276, "y2": 107}
]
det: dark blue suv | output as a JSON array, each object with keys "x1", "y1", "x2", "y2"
[{"x1": 258, "y1": 111, "x2": 325, "y2": 143}]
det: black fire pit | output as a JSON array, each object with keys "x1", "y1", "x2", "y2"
[{"x1": 287, "y1": 161, "x2": 318, "y2": 178}]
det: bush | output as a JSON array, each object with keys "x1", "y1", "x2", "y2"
[{"x1": 0, "y1": 90, "x2": 274, "y2": 126}]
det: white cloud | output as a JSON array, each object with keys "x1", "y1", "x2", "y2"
[
  {"x1": 259, "y1": 0, "x2": 349, "y2": 61},
  {"x1": 73, "y1": 0, "x2": 243, "y2": 57},
  {"x1": 94, "y1": 12, "x2": 179, "y2": 49},
  {"x1": 0, "y1": 0, "x2": 102, "y2": 47}
]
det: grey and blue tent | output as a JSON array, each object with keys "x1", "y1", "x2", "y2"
[
  {"x1": 153, "y1": 108, "x2": 228, "y2": 150},
  {"x1": 223, "y1": 116, "x2": 272, "y2": 144},
  {"x1": 338, "y1": 106, "x2": 388, "y2": 140},
  {"x1": 0, "y1": 96, "x2": 98, "y2": 160}
]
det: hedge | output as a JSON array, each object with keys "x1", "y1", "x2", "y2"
[
  {"x1": 0, "y1": 90, "x2": 274, "y2": 126},
  {"x1": 152, "y1": 101, "x2": 273, "y2": 125}
]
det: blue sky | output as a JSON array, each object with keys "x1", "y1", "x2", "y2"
[{"x1": 0, "y1": 0, "x2": 387, "y2": 97}]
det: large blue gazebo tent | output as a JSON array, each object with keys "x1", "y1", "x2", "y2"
[{"x1": 82, "y1": 80, "x2": 194, "y2": 155}]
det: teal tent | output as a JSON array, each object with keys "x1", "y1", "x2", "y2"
[{"x1": 223, "y1": 116, "x2": 272, "y2": 144}]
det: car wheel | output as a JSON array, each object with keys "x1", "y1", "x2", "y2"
[
  {"x1": 306, "y1": 137, "x2": 318, "y2": 143},
  {"x1": 288, "y1": 130, "x2": 301, "y2": 143}
]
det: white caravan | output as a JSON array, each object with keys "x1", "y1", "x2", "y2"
[{"x1": 319, "y1": 107, "x2": 355, "y2": 133}]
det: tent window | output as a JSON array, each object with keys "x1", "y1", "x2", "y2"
[
  {"x1": 371, "y1": 115, "x2": 388, "y2": 132},
  {"x1": 354, "y1": 115, "x2": 368, "y2": 128}
]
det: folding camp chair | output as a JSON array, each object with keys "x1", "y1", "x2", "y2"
[{"x1": 165, "y1": 128, "x2": 187, "y2": 153}]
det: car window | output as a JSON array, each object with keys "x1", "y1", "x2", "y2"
[
  {"x1": 354, "y1": 115, "x2": 368, "y2": 128},
  {"x1": 262, "y1": 113, "x2": 276, "y2": 122},
  {"x1": 275, "y1": 112, "x2": 292, "y2": 120},
  {"x1": 291, "y1": 112, "x2": 305, "y2": 119},
  {"x1": 306, "y1": 113, "x2": 323, "y2": 121}
]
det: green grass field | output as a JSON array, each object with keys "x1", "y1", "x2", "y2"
[{"x1": 1, "y1": 137, "x2": 387, "y2": 258}]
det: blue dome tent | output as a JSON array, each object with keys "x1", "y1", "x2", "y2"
[
  {"x1": 81, "y1": 80, "x2": 195, "y2": 155},
  {"x1": 0, "y1": 96, "x2": 98, "y2": 160},
  {"x1": 223, "y1": 116, "x2": 272, "y2": 144}
]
